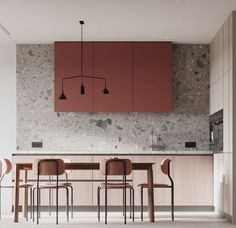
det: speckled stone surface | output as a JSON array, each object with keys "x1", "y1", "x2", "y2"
[{"x1": 16, "y1": 44, "x2": 210, "y2": 152}]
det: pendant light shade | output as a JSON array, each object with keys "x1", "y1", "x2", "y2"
[
  {"x1": 59, "y1": 90, "x2": 67, "y2": 100},
  {"x1": 80, "y1": 83, "x2": 85, "y2": 95},
  {"x1": 103, "y1": 86, "x2": 109, "y2": 94}
]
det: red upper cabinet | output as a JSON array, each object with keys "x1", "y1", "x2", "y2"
[
  {"x1": 133, "y1": 42, "x2": 172, "y2": 112},
  {"x1": 54, "y1": 42, "x2": 94, "y2": 112},
  {"x1": 93, "y1": 42, "x2": 133, "y2": 112}
]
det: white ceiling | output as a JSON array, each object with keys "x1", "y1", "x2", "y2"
[{"x1": 0, "y1": 0, "x2": 236, "y2": 44}]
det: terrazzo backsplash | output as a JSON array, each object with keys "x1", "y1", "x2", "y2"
[{"x1": 17, "y1": 44, "x2": 210, "y2": 152}]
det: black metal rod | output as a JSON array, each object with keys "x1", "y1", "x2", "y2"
[
  {"x1": 62, "y1": 75, "x2": 107, "y2": 91},
  {"x1": 97, "y1": 186, "x2": 100, "y2": 222},
  {"x1": 141, "y1": 186, "x2": 143, "y2": 221}
]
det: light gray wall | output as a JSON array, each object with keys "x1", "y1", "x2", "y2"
[{"x1": 16, "y1": 44, "x2": 210, "y2": 152}]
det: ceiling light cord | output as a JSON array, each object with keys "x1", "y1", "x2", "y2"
[{"x1": 80, "y1": 20, "x2": 84, "y2": 84}]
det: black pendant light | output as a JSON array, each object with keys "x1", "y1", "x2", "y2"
[{"x1": 58, "y1": 20, "x2": 109, "y2": 100}]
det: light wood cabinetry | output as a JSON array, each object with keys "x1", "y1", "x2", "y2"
[
  {"x1": 173, "y1": 156, "x2": 213, "y2": 206},
  {"x1": 210, "y1": 12, "x2": 234, "y2": 216}
]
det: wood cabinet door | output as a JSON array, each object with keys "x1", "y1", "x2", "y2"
[
  {"x1": 54, "y1": 42, "x2": 94, "y2": 112},
  {"x1": 173, "y1": 156, "x2": 213, "y2": 206},
  {"x1": 93, "y1": 42, "x2": 133, "y2": 112},
  {"x1": 133, "y1": 42, "x2": 172, "y2": 112}
]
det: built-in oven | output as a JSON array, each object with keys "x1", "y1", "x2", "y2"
[{"x1": 209, "y1": 109, "x2": 223, "y2": 152}]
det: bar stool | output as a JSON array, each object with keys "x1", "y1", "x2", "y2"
[
  {"x1": 0, "y1": 158, "x2": 33, "y2": 220},
  {"x1": 97, "y1": 158, "x2": 134, "y2": 224},
  {"x1": 138, "y1": 159, "x2": 174, "y2": 221},
  {"x1": 32, "y1": 159, "x2": 70, "y2": 224}
]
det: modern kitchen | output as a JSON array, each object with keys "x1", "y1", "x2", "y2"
[{"x1": 0, "y1": 1, "x2": 236, "y2": 227}]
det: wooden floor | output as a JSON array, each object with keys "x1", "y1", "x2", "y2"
[{"x1": 0, "y1": 212, "x2": 233, "y2": 228}]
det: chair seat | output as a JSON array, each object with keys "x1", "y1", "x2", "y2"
[
  {"x1": 62, "y1": 182, "x2": 72, "y2": 187},
  {"x1": 138, "y1": 183, "x2": 171, "y2": 188},
  {"x1": 0, "y1": 183, "x2": 33, "y2": 188},
  {"x1": 99, "y1": 182, "x2": 133, "y2": 189},
  {"x1": 32, "y1": 183, "x2": 69, "y2": 189}
]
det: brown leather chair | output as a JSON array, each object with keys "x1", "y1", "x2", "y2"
[
  {"x1": 47, "y1": 159, "x2": 74, "y2": 219},
  {"x1": 97, "y1": 158, "x2": 134, "y2": 224},
  {"x1": 32, "y1": 159, "x2": 69, "y2": 224},
  {"x1": 138, "y1": 159, "x2": 174, "y2": 221},
  {"x1": 0, "y1": 158, "x2": 33, "y2": 220}
]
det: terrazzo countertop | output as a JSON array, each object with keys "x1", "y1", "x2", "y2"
[{"x1": 12, "y1": 150, "x2": 213, "y2": 155}]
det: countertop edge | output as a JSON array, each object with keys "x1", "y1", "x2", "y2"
[{"x1": 12, "y1": 151, "x2": 213, "y2": 156}]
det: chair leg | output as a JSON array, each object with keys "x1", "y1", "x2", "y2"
[
  {"x1": 171, "y1": 186, "x2": 174, "y2": 221},
  {"x1": 39, "y1": 189, "x2": 41, "y2": 219},
  {"x1": 66, "y1": 187, "x2": 69, "y2": 222},
  {"x1": 33, "y1": 188, "x2": 35, "y2": 222},
  {"x1": 124, "y1": 186, "x2": 126, "y2": 224},
  {"x1": 97, "y1": 186, "x2": 101, "y2": 222},
  {"x1": 105, "y1": 186, "x2": 107, "y2": 224},
  {"x1": 129, "y1": 188, "x2": 132, "y2": 219},
  {"x1": 37, "y1": 188, "x2": 39, "y2": 224},
  {"x1": 30, "y1": 188, "x2": 32, "y2": 219},
  {"x1": 132, "y1": 188, "x2": 135, "y2": 222},
  {"x1": 49, "y1": 189, "x2": 51, "y2": 216},
  {"x1": 141, "y1": 187, "x2": 143, "y2": 221},
  {"x1": 26, "y1": 188, "x2": 28, "y2": 221},
  {"x1": 56, "y1": 187, "x2": 58, "y2": 224},
  {"x1": 122, "y1": 189, "x2": 124, "y2": 216},
  {"x1": 69, "y1": 186, "x2": 74, "y2": 219}
]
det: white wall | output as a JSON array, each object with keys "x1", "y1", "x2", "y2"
[
  {"x1": 210, "y1": 12, "x2": 233, "y2": 219},
  {"x1": 0, "y1": 32, "x2": 16, "y2": 213}
]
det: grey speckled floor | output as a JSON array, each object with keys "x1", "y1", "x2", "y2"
[{"x1": 0, "y1": 212, "x2": 235, "y2": 228}]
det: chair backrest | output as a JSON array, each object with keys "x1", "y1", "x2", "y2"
[
  {"x1": 34, "y1": 159, "x2": 65, "y2": 176},
  {"x1": 62, "y1": 158, "x2": 72, "y2": 174},
  {"x1": 100, "y1": 158, "x2": 132, "y2": 176},
  {"x1": 0, "y1": 159, "x2": 12, "y2": 180},
  {"x1": 161, "y1": 159, "x2": 171, "y2": 175}
]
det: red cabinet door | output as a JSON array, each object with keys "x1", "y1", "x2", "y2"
[
  {"x1": 133, "y1": 42, "x2": 172, "y2": 112},
  {"x1": 93, "y1": 42, "x2": 133, "y2": 112},
  {"x1": 54, "y1": 42, "x2": 94, "y2": 112}
]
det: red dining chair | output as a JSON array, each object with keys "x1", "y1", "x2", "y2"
[
  {"x1": 0, "y1": 158, "x2": 33, "y2": 220},
  {"x1": 97, "y1": 158, "x2": 134, "y2": 224},
  {"x1": 32, "y1": 159, "x2": 70, "y2": 224},
  {"x1": 138, "y1": 159, "x2": 174, "y2": 221}
]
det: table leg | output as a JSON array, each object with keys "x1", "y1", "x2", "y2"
[
  {"x1": 14, "y1": 164, "x2": 20, "y2": 223},
  {"x1": 147, "y1": 165, "x2": 155, "y2": 222},
  {"x1": 23, "y1": 170, "x2": 28, "y2": 218}
]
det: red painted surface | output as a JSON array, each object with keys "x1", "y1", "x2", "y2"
[
  {"x1": 133, "y1": 42, "x2": 172, "y2": 112},
  {"x1": 93, "y1": 42, "x2": 133, "y2": 112},
  {"x1": 54, "y1": 42, "x2": 94, "y2": 112},
  {"x1": 54, "y1": 42, "x2": 172, "y2": 112}
]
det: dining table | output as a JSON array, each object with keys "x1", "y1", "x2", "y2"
[{"x1": 14, "y1": 162, "x2": 155, "y2": 223}]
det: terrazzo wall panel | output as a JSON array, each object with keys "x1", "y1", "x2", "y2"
[{"x1": 17, "y1": 44, "x2": 210, "y2": 152}]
